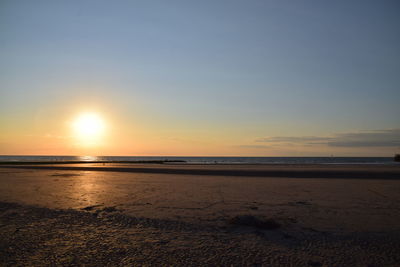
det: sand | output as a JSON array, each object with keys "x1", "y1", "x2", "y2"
[{"x1": 0, "y1": 164, "x2": 400, "y2": 266}]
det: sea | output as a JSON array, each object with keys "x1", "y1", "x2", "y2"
[{"x1": 0, "y1": 156, "x2": 397, "y2": 165}]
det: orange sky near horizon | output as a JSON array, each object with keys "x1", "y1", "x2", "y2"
[{"x1": 0, "y1": 101, "x2": 397, "y2": 157}]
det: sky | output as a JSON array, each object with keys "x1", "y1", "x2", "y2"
[{"x1": 1, "y1": 0, "x2": 399, "y2": 156}]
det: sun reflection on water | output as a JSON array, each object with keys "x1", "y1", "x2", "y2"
[{"x1": 78, "y1": 155, "x2": 98, "y2": 162}]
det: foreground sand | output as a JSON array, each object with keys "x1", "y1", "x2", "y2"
[{"x1": 1, "y1": 164, "x2": 400, "y2": 266}]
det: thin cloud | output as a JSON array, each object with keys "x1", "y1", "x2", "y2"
[
  {"x1": 256, "y1": 129, "x2": 400, "y2": 148},
  {"x1": 256, "y1": 136, "x2": 332, "y2": 143}
]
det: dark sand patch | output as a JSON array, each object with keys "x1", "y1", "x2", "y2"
[
  {"x1": 101, "y1": 206, "x2": 118, "y2": 213},
  {"x1": 228, "y1": 215, "x2": 281, "y2": 230}
]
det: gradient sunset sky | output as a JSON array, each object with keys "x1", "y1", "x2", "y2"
[{"x1": 1, "y1": 0, "x2": 399, "y2": 156}]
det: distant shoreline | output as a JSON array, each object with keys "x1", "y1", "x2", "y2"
[
  {"x1": 0, "y1": 160, "x2": 186, "y2": 165},
  {"x1": 0, "y1": 156, "x2": 396, "y2": 166}
]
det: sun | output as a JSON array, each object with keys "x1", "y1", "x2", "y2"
[{"x1": 73, "y1": 113, "x2": 105, "y2": 143}]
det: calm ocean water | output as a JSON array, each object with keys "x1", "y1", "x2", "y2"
[{"x1": 0, "y1": 156, "x2": 397, "y2": 165}]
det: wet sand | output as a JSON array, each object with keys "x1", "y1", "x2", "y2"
[{"x1": 1, "y1": 164, "x2": 400, "y2": 266}]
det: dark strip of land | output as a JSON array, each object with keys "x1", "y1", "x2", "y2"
[{"x1": 1, "y1": 164, "x2": 399, "y2": 179}]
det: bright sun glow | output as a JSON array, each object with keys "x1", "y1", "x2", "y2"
[{"x1": 73, "y1": 113, "x2": 105, "y2": 145}]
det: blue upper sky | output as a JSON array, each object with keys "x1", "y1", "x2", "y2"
[{"x1": 1, "y1": 0, "x2": 399, "y2": 156}]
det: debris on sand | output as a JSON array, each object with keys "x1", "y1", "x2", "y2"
[
  {"x1": 295, "y1": 201, "x2": 311, "y2": 205},
  {"x1": 102, "y1": 206, "x2": 118, "y2": 213},
  {"x1": 81, "y1": 205, "x2": 102, "y2": 211},
  {"x1": 288, "y1": 201, "x2": 312, "y2": 206},
  {"x1": 228, "y1": 215, "x2": 281, "y2": 230}
]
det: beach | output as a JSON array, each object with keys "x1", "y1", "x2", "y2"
[{"x1": 1, "y1": 163, "x2": 400, "y2": 266}]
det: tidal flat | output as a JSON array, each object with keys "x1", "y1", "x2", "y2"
[{"x1": 0, "y1": 164, "x2": 399, "y2": 266}]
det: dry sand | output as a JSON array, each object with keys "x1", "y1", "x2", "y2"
[{"x1": 0, "y1": 164, "x2": 399, "y2": 266}]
